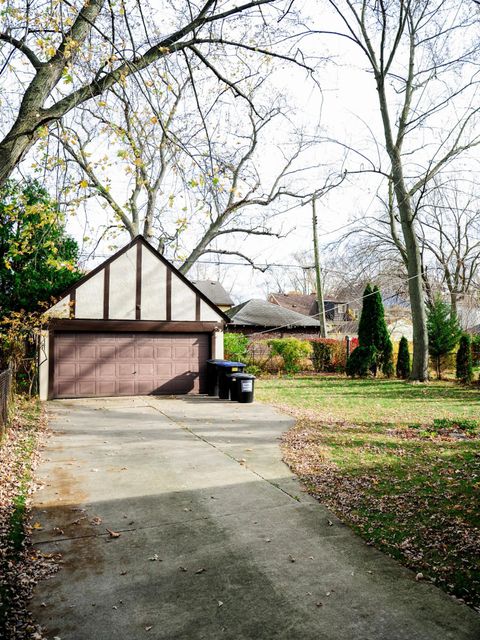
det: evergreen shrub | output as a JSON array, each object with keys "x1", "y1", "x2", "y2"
[
  {"x1": 396, "y1": 336, "x2": 411, "y2": 379},
  {"x1": 346, "y1": 345, "x2": 377, "y2": 378},
  {"x1": 456, "y1": 334, "x2": 473, "y2": 383}
]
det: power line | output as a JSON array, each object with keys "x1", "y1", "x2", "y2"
[{"x1": 251, "y1": 273, "x2": 420, "y2": 336}]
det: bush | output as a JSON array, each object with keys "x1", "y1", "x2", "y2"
[
  {"x1": 224, "y1": 333, "x2": 249, "y2": 362},
  {"x1": 267, "y1": 338, "x2": 312, "y2": 374},
  {"x1": 396, "y1": 336, "x2": 411, "y2": 379},
  {"x1": 309, "y1": 338, "x2": 358, "y2": 373},
  {"x1": 245, "y1": 364, "x2": 262, "y2": 377},
  {"x1": 456, "y1": 334, "x2": 473, "y2": 383},
  {"x1": 310, "y1": 340, "x2": 335, "y2": 372},
  {"x1": 346, "y1": 345, "x2": 377, "y2": 377}
]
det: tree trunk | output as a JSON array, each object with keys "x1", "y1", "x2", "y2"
[
  {"x1": 392, "y1": 168, "x2": 429, "y2": 382},
  {"x1": 0, "y1": 122, "x2": 38, "y2": 187}
]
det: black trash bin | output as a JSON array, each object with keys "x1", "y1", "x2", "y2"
[
  {"x1": 227, "y1": 373, "x2": 239, "y2": 401},
  {"x1": 234, "y1": 372, "x2": 255, "y2": 403},
  {"x1": 206, "y1": 359, "x2": 225, "y2": 396},
  {"x1": 215, "y1": 361, "x2": 246, "y2": 399}
]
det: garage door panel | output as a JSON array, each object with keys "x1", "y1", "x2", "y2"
[
  {"x1": 117, "y1": 379, "x2": 135, "y2": 395},
  {"x1": 78, "y1": 380, "x2": 96, "y2": 396},
  {"x1": 136, "y1": 363, "x2": 155, "y2": 377},
  {"x1": 118, "y1": 363, "x2": 135, "y2": 377},
  {"x1": 98, "y1": 381, "x2": 117, "y2": 396},
  {"x1": 53, "y1": 332, "x2": 209, "y2": 398},
  {"x1": 77, "y1": 362, "x2": 95, "y2": 379},
  {"x1": 57, "y1": 362, "x2": 76, "y2": 377},
  {"x1": 98, "y1": 362, "x2": 116, "y2": 377}
]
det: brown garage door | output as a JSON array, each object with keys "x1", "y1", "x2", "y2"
[{"x1": 52, "y1": 332, "x2": 210, "y2": 398}]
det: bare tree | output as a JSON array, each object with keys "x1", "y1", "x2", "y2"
[
  {"x1": 419, "y1": 181, "x2": 480, "y2": 315},
  {"x1": 0, "y1": 0, "x2": 306, "y2": 186},
  {"x1": 320, "y1": 0, "x2": 480, "y2": 380}
]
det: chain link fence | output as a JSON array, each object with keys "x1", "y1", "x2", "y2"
[{"x1": 0, "y1": 369, "x2": 13, "y2": 437}]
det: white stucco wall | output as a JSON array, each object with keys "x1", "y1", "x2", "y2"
[
  {"x1": 212, "y1": 330, "x2": 224, "y2": 359},
  {"x1": 38, "y1": 331, "x2": 49, "y2": 401},
  {"x1": 109, "y1": 246, "x2": 136, "y2": 320},
  {"x1": 141, "y1": 247, "x2": 167, "y2": 320},
  {"x1": 200, "y1": 299, "x2": 223, "y2": 322},
  {"x1": 171, "y1": 273, "x2": 196, "y2": 321},
  {"x1": 75, "y1": 271, "x2": 104, "y2": 319}
]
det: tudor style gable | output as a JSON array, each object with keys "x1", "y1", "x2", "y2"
[{"x1": 46, "y1": 236, "x2": 228, "y2": 324}]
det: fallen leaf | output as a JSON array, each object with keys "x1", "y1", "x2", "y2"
[
  {"x1": 149, "y1": 554, "x2": 160, "y2": 561},
  {"x1": 416, "y1": 572, "x2": 424, "y2": 581},
  {"x1": 218, "y1": 600, "x2": 224, "y2": 607},
  {"x1": 316, "y1": 601, "x2": 323, "y2": 607},
  {"x1": 90, "y1": 516, "x2": 102, "y2": 526},
  {"x1": 179, "y1": 566, "x2": 188, "y2": 572},
  {"x1": 145, "y1": 626, "x2": 152, "y2": 631},
  {"x1": 288, "y1": 555, "x2": 296, "y2": 563},
  {"x1": 195, "y1": 567, "x2": 206, "y2": 574},
  {"x1": 106, "y1": 528, "x2": 121, "y2": 538},
  {"x1": 33, "y1": 522, "x2": 43, "y2": 530}
]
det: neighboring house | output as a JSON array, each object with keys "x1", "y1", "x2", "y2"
[
  {"x1": 227, "y1": 298, "x2": 321, "y2": 338},
  {"x1": 190, "y1": 280, "x2": 234, "y2": 312},
  {"x1": 40, "y1": 236, "x2": 228, "y2": 400},
  {"x1": 268, "y1": 292, "x2": 352, "y2": 321}
]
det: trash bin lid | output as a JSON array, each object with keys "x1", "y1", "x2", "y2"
[
  {"x1": 214, "y1": 361, "x2": 246, "y2": 367},
  {"x1": 232, "y1": 372, "x2": 255, "y2": 379},
  {"x1": 206, "y1": 359, "x2": 228, "y2": 364}
]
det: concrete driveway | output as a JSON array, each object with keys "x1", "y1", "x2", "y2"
[{"x1": 32, "y1": 397, "x2": 480, "y2": 639}]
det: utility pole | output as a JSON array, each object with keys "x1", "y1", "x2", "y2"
[{"x1": 312, "y1": 195, "x2": 328, "y2": 338}]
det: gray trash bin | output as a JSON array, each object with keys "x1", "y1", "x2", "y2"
[{"x1": 234, "y1": 373, "x2": 255, "y2": 403}]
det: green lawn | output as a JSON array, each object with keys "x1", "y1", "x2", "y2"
[{"x1": 256, "y1": 376, "x2": 480, "y2": 610}]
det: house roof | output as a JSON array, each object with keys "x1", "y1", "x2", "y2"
[
  {"x1": 268, "y1": 292, "x2": 317, "y2": 316},
  {"x1": 268, "y1": 292, "x2": 348, "y2": 317},
  {"x1": 190, "y1": 280, "x2": 234, "y2": 306},
  {"x1": 227, "y1": 299, "x2": 321, "y2": 328}
]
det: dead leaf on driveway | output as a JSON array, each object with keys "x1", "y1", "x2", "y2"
[
  {"x1": 288, "y1": 555, "x2": 296, "y2": 563},
  {"x1": 195, "y1": 567, "x2": 206, "y2": 574},
  {"x1": 106, "y1": 528, "x2": 121, "y2": 538},
  {"x1": 90, "y1": 516, "x2": 102, "y2": 525}
]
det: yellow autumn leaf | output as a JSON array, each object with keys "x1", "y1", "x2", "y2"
[{"x1": 79, "y1": 179, "x2": 88, "y2": 188}]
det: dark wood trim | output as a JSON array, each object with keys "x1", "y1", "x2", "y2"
[
  {"x1": 70, "y1": 290, "x2": 76, "y2": 318},
  {"x1": 135, "y1": 240, "x2": 142, "y2": 320},
  {"x1": 103, "y1": 264, "x2": 110, "y2": 320},
  {"x1": 48, "y1": 331, "x2": 55, "y2": 400},
  {"x1": 195, "y1": 295, "x2": 201, "y2": 321},
  {"x1": 166, "y1": 270, "x2": 172, "y2": 321},
  {"x1": 48, "y1": 319, "x2": 223, "y2": 333}
]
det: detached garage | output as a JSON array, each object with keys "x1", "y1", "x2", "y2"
[{"x1": 39, "y1": 236, "x2": 227, "y2": 400}]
